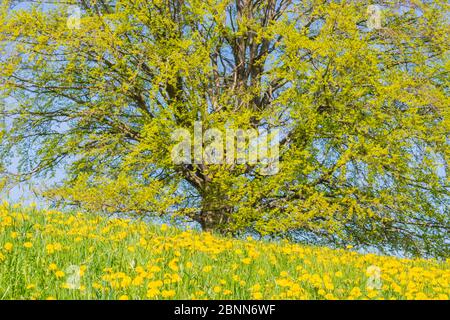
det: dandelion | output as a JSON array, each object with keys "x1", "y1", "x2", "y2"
[
  {"x1": 223, "y1": 290, "x2": 232, "y2": 295},
  {"x1": 252, "y1": 292, "x2": 263, "y2": 299},
  {"x1": 46, "y1": 244, "x2": 55, "y2": 254},
  {"x1": 202, "y1": 265, "x2": 212, "y2": 273},
  {"x1": 168, "y1": 258, "x2": 179, "y2": 272},
  {"x1": 23, "y1": 242, "x2": 33, "y2": 249},
  {"x1": 324, "y1": 293, "x2": 335, "y2": 300},
  {"x1": 48, "y1": 263, "x2": 58, "y2": 271},
  {"x1": 55, "y1": 271, "x2": 65, "y2": 278},
  {"x1": 4, "y1": 242, "x2": 13, "y2": 252},
  {"x1": 161, "y1": 290, "x2": 175, "y2": 298},
  {"x1": 132, "y1": 276, "x2": 144, "y2": 286}
]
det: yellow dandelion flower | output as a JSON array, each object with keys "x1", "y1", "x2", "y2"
[
  {"x1": 4, "y1": 242, "x2": 13, "y2": 252},
  {"x1": 46, "y1": 244, "x2": 55, "y2": 254},
  {"x1": 55, "y1": 270, "x2": 65, "y2": 278},
  {"x1": 202, "y1": 265, "x2": 212, "y2": 273},
  {"x1": 367, "y1": 290, "x2": 378, "y2": 299},
  {"x1": 161, "y1": 290, "x2": 176, "y2": 298},
  {"x1": 23, "y1": 242, "x2": 33, "y2": 249},
  {"x1": 252, "y1": 292, "x2": 263, "y2": 299},
  {"x1": 168, "y1": 258, "x2": 179, "y2": 272},
  {"x1": 48, "y1": 263, "x2": 58, "y2": 271}
]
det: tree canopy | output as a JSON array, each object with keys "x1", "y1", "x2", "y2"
[{"x1": 0, "y1": 0, "x2": 449, "y2": 258}]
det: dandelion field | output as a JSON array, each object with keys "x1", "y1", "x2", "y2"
[{"x1": 0, "y1": 203, "x2": 448, "y2": 300}]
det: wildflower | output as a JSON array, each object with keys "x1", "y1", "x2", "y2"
[
  {"x1": 46, "y1": 244, "x2": 55, "y2": 254},
  {"x1": 23, "y1": 242, "x2": 33, "y2": 249},
  {"x1": 149, "y1": 265, "x2": 161, "y2": 273},
  {"x1": 146, "y1": 288, "x2": 160, "y2": 298},
  {"x1": 79, "y1": 265, "x2": 87, "y2": 276},
  {"x1": 335, "y1": 271, "x2": 343, "y2": 278},
  {"x1": 252, "y1": 292, "x2": 263, "y2": 299},
  {"x1": 161, "y1": 290, "x2": 176, "y2": 298},
  {"x1": 132, "y1": 276, "x2": 144, "y2": 286},
  {"x1": 55, "y1": 271, "x2": 65, "y2": 278},
  {"x1": 168, "y1": 258, "x2": 179, "y2": 272},
  {"x1": 148, "y1": 280, "x2": 163, "y2": 288},
  {"x1": 119, "y1": 295, "x2": 129, "y2": 300},
  {"x1": 324, "y1": 293, "x2": 335, "y2": 300},
  {"x1": 4, "y1": 242, "x2": 13, "y2": 252},
  {"x1": 350, "y1": 287, "x2": 362, "y2": 298},
  {"x1": 48, "y1": 263, "x2": 58, "y2": 271},
  {"x1": 202, "y1": 266, "x2": 212, "y2": 273},
  {"x1": 241, "y1": 258, "x2": 251, "y2": 265},
  {"x1": 93, "y1": 282, "x2": 103, "y2": 290}
]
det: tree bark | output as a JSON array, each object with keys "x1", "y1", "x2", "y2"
[{"x1": 197, "y1": 201, "x2": 233, "y2": 234}]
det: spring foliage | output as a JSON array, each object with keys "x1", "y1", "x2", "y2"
[{"x1": 0, "y1": 1, "x2": 449, "y2": 257}]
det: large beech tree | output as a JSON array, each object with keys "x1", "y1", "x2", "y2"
[{"x1": 0, "y1": 0, "x2": 448, "y2": 257}]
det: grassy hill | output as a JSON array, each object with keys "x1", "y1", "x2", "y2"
[{"x1": 0, "y1": 202, "x2": 448, "y2": 300}]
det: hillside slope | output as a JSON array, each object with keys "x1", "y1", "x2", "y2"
[{"x1": 0, "y1": 203, "x2": 448, "y2": 300}]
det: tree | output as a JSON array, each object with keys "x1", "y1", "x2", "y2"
[{"x1": 0, "y1": 0, "x2": 448, "y2": 258}]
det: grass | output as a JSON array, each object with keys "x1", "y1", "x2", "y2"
[{"x1": 0, "y1": 202, "x2": 448, "y2": 300}]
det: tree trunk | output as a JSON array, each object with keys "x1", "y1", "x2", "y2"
[{"x1": 197, "y1": 203, "x2": 233, "y2": 234}]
